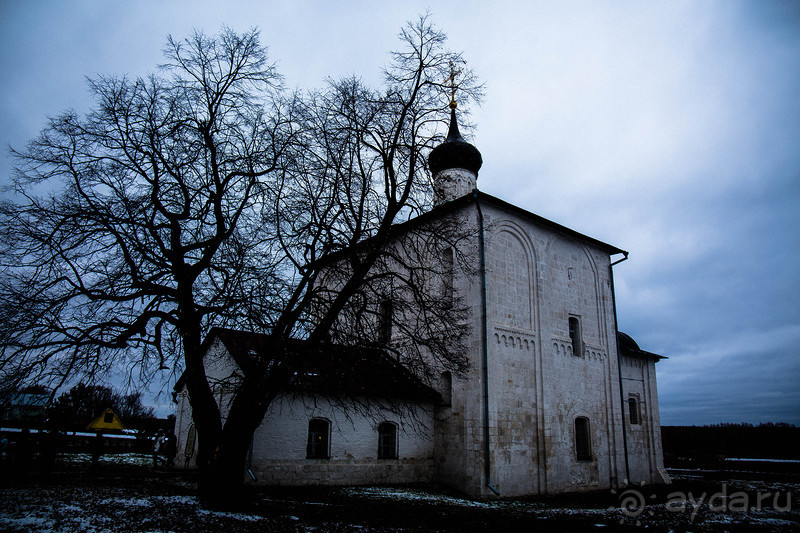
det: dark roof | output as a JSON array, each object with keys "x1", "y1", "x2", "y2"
[
  {"x1": 9, "y1": 393, "x2": 49, "y2": 407},
  {"x1": 175, "y1": 328, "x2": 441, "y2": 403},
  {"x1": 618, "y1": 331, "x2": 666, "y2": 361},
  {"x1": 428, "y1": 108, "x2": 483, "y2": 176},
  {"x1": 472, "y1": 192, "x2": 626, "y2": 255},
  {"x1": 408, "y1": 190, "x2": 626, "y2": 256}
]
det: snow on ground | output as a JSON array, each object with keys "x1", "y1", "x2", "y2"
[
  {"x1": 342, "y1": 486, "x2": 495, "y2": 508},
  {"x1": 0, "y1": 483, "x2": 281, "y2": 532},
  {"x1": 1, "y1": 455, "x2": 799, "y2": 531},
  {"x1": 58, "y1": 452, "x2": 153, "y2": 467},
  {"x1": 726, "y1": 458, "x2": 800, "y2": 463}
]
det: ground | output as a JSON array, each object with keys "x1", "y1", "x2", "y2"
[{"x1": 0, "y1": 454, "x2": 798, "y2": 532}]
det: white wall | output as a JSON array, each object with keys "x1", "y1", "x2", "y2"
[
  {"x1": 173, "y1": 337, "x2": 437, "y2": 485},
  {"x1": 621, "y1": 354, "x2": 670, "y2": 485},
  {"x1": 434, "y1": 201, "x2": 631, "y2": 497},
  {"x1": 249, "y1": 394, "x2": 435, "y2": 485}
]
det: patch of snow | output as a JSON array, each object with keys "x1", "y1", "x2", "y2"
[
  {"x1": 197, "y1": 509, "x2": 266, "y2": 522},
  {"x1": 152, "y1": 494, "x2": 198, "y2": 505},
  {"x1": 343, "y1": 486, "x2": 494, "y2": 508},
  {"x1": 58, "y1": 504, "x2": 85, "y2": 513},
  {"x1": 0, "y1": 516, "x2": 57, "y2": 531},
  {"x1": 748, "y1": 517, "x2": 800, "y2": 527},
  {"x1": 725, "y1": 457, "x2": 800, "y2": 463},
  {"x1": 101, "y1": 497, "x2": 153, "y2": 507}
]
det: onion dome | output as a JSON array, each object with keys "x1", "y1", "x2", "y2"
[{"x1": 428, "y1": 108, "x2": 483, "y2": 177}]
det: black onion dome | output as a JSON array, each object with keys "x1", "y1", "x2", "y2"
[{"x1": 428, "y1": 108, "x2": 483, "y2": 176}]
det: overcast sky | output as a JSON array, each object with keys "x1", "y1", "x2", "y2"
[{"x1": 1, "y1": 1, "x2": 798, "y2": 425}]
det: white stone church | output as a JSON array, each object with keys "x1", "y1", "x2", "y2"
[{"x1": 174, "y1": 109, "x2": 670, "y2": 498}]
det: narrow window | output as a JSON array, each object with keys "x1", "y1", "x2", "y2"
[
  {"x1": 103, "y1": 412, "x2": 114, "y2": 424},
  {"x1": 439, "y1": 371, "x2": 452, "y2": 407},
  {"x1": 379, "y1": 299, "x2": 393, "y2": 343},
  {"x1": 569, "y1": 317, "x2": 582, "y2": 356},
  {"x1": 575, "y1": 417, "x2": 592, "y2": 461},
  {"x1": 307, "y1": 418, "x2": 330, "y2": 459},
  {"x1": 442, "y1": 247, "x2": 454, "y2": 307},
  {"x1": 628, "y1": 397, "x2": 640, "y2": 425},
  {"x1": 377, "y1": 422, "x2": 398, "y2": 459}
]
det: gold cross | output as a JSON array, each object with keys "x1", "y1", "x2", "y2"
[{"x1": 447, "y1": 61, "x2": 462, "y2": 109}]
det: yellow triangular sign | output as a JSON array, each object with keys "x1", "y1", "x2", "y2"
[{"x1": 86, "y1": 408, "x2": 126, "y2": 431}]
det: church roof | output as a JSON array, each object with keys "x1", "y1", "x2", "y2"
[
  {"x1": 312, "y1": 190, "x2": 625, "y2": 270},
  {"x1": 617, "y1": 331, "x2": 665, "y2": 361},
  {"x1": 175, "y1": 328, "x2": 441, "y2": 403},
  {"x1": 471, "y1": 191, "x2": 626, "y2": 256},
  {"x1": 393, "y1": 190, "x2": 627, "y2": 257}
]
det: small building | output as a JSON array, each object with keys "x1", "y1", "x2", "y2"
[
  {"x1": 174, "y1": 329, "x2": 441, "y2": 485},
  {"x1": 86, "y1": 408, "x2": 126, "y2": 432},
  {"x1": 4, "y1": 392, "x2": 49, "y2": 427}
]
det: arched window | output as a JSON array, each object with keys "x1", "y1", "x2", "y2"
[
  {"x1": 628, "y1": 397, "x2": 640, "y2": 425},
  {"x1": 378, "y1": 422, "x2": 398, "y2": 459},
  {"x1": 574, "y1": 417, "x2": 592, "y2": 461},
  {"x1": 307, "y1": 418, "x2": 330, "y2": 459},
  {"x1": 378, "y1": 299, "x2": 393, "y2": 343},
  {"x1": 569, "y1": 316, "x2": 582, "y2": 356}
]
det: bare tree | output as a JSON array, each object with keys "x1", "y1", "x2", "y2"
[
  {"x1": 48, "y1": 383, "x2": 155, "y2": 432},
  {"x1": 0, "y1": 17, "x2": 480, "y2": 503}
]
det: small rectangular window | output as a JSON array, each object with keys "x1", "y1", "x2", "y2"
[
  {"x1": 377, "y1": 422, "x2": 398, "y2": 459},
  {"x1": 379, "y1": 299, "x2": 393, "y2": 343},
  {"x1": 628, "y1": 397, "x2": 640, "y2": 425},
  {"x1": 569, "y1": 317, "x2": 582, "y2": 357},
  {"x1": 307, "y1": 419, "x2": 330, "y2": 459},
  {"x1": 575, "y1": 417, "x2": 592, "y2": 461}
]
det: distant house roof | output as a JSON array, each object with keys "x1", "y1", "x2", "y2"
[
  {"x1": 618, "y1": 331, "x2": 666, "y2": 361},
  {"x1": 5, "y1": 393, "x2": 50, "y2": 423},
  {"x1": 175, "y1": 328, "x2": 441, "y2": 403},
  {"x1": 9, "y1": 393, "x2": 50, "y2": 408},
  {"x1": 86, "y1": 408, "x2": 126, "y2": 432}
]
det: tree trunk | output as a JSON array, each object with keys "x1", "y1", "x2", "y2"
[
  {"x1": 194, "y1": 374, "x2": 282, "y2": 508},
  {"x1": 197, "y1": 431, "x2": 252, "y2": 508}
]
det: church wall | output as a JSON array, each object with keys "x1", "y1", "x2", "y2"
[
  {"x1": 483, "y1": 216, "x2": 543, "y2": 497},
  {"x1": 174, "y1": 388, "x2": 195, "y2": 467},
  {"x1": 173, "y1": 338, "x2": 244, "y2": 469},
  {"x1": 621, "y1": 355, "x2": 669, "y2": 485},
  {"x1": 463, "y1": 203, "x2": 627, "y2": 497},
  {"x1": 537, "y1": 234, "x2": 623, "y2": 494},
  {"x1": 434, "y1": 361, "x2": 486, "y2": 495},
  {"x1": 202, "y1": 337, "x2": 242, "y2": 422},
  {"x1": 433, "y1": 223, "x2": 489, "y2": 495},
  {"x1": 248, "y1": 395, "x2": 435, "y2": 486}
]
